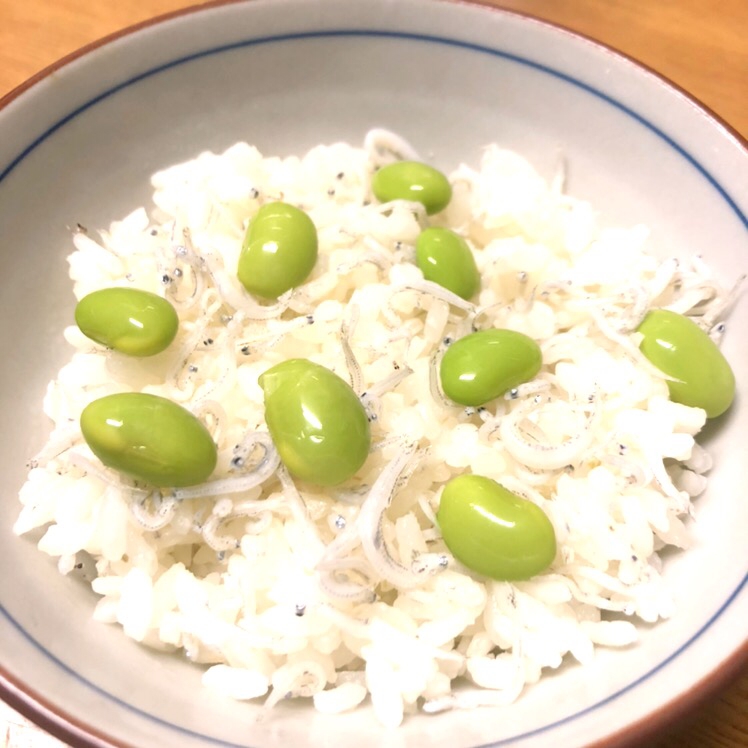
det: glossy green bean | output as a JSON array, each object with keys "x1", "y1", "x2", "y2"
[
  {"x1": 371, "y1": 161, "x2": 452, "y2": 215},
  {"x1": 637, "y1": 309, "x2": 735, "y2": 418},
  {"x1": 75, "y1": 288, "x2": 178, "y2": 357},
  {"x1": 260, "y1": 359, "x2": 371, "y2": 486},
  {"x1": 415, "y1": 227, "x2": 480, "y2": 300},
  {"x1": 80, "y1": 393, "x2": 217, "y2": 487},
  {"x1": 437, "y1": 474, "x2": 556, "y2": 581},
  {"x1": 238, "y1": 202, "x2": 318, "y2": 299},
  {"x1": 440, "y1": 329, "x2": 542, "y2": 406}
]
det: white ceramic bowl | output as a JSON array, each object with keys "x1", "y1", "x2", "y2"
[{"x1": 1, "y1": 1, "x2": 747, "y2": 746}]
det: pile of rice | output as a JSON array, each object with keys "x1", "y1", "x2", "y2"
[{"x1": 15, "y1": 130, "x2": 735, "y2": 726}]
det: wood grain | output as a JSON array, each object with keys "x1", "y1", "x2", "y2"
[
  {"x1": 0, "y1": 1, "x2": 746, "y2": 747},
  {"x1": 491, "y1": 0, "x2": 748, "y2": 141}
]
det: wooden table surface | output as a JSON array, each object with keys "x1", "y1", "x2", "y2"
[{"x1": 0, "y1": 1, "x2": 746, "y2": 747}]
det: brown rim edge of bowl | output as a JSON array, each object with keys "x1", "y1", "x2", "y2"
[
  {"x1": 1, "y1": 1, "x2": 747, "y2": 747},
  {"x1": 0, "y1": 3, "x2": 252, "y2": 745},
  {"x1": 0, "y1": 664, "x2": 133, "y2": 748},
  {"x1": 589, "y1": 637, "x2": 748, "y2": 748},
  {"x1": 0, "y1": 0, "x2": 249, "y2": 113},
  {"x1": 458, "y1": 0, "x2": 748, "y2": 151}
]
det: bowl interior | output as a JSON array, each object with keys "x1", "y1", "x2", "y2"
[{"x1": 1, "y1": 1, "x2": 746, "y2": 747}]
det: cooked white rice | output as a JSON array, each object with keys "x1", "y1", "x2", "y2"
[{"x1": 15, "y1": 130, "x2": 736, "y2": 725}]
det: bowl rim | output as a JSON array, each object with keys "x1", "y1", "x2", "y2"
[
  {"x1": 1, "y1": 1, "x2": 747, "y2": 747},
  {"x1": 2, "y1": 0, "x2": 746, "y2": 150}
]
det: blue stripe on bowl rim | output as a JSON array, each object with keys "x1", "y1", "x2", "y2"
[{"x1": 1, "y1": 27, "x2": 747, "y2": 748}]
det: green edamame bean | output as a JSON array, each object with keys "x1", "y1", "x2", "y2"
[
  {"x1": 80, "y1": 393, "x2": 217, "y2": 487},
  {"x1": 238, "y1": 202, "x2": 318, "y2": 300},
  {"x1": 371, "y1": 161, "x2": 452, "y2": 215},
  {"x1": 75, "y1": 288, "x2": 178, "y2": 357},
  {"x1": 415, "y1": 227, "x2": 480, "y2": 300},
  {"x1": 437, "y1": 474, "x2": 556, "y2": 581},
  {"x1": 637, "y1": 309, "x2": 735, "y2": 418},
  {"x1": 439, "y1": 329, "x2": 542, "y2": 406},
  {"x1": 259, "y1": 359, "x2": 371, "y2": 486}
]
